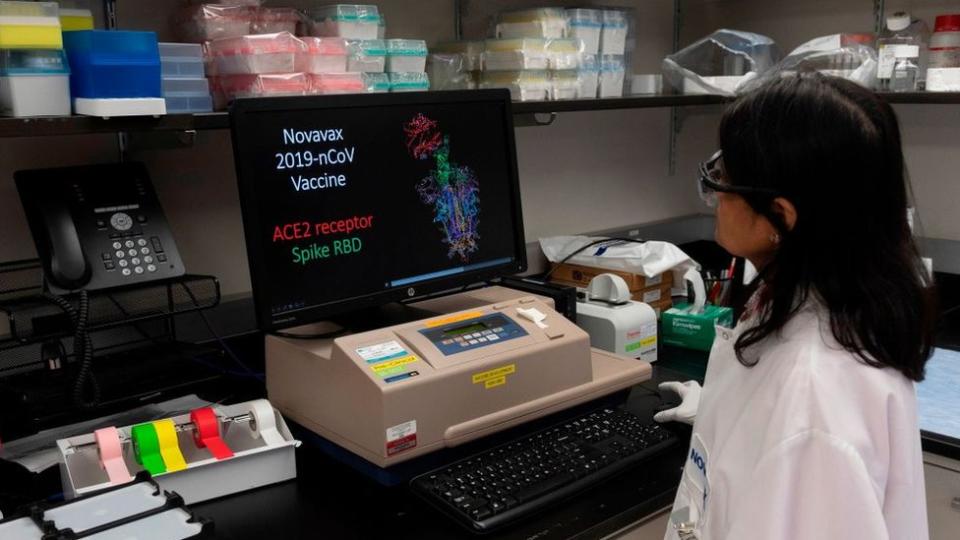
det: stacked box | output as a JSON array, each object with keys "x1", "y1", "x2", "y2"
[
  {"x1": 160, "y1": 42, "x2": 212, "y2": 113},
  {"x1": 0, "y1": 1, "x2": 70, "y2": 117}
]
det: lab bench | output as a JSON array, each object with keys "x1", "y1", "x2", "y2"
[{"x1": 190, "y1": 355, "x2": 694, "y2": 540}]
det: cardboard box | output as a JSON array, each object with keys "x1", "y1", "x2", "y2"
[
  {"x1": 661, "y1": 302, "x2": 733, "y2": 351},
  {"x1": 549, "y1": 262, "x2": 672, "y2": 292},
  {"x1": 553, "y1": 277, "x2": 674, "y2": 319}
]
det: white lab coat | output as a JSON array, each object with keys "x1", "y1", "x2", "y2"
[{"x1": 665, "y1": 300, "x2": 929, "y2": 540}]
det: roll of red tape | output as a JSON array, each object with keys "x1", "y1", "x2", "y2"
[{"x1": 190, "y1": 407, "x2": 234, "y2": 460}]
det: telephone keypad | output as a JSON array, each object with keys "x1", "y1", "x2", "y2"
[{"x1": 103, "y1": 232, "x2": 169, "y2": 281}]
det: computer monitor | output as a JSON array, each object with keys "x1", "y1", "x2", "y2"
[{"x1": 230, "y1": 90, "x2": 527, "y2": 331}]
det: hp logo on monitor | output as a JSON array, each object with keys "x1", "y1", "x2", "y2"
[{"x1": 407, "y1": 288, "x2": 416, "y2": 297}]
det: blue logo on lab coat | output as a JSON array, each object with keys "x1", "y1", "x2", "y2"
[{"x1": 690, "y1": 447, "x2": 707, "y2": 475}]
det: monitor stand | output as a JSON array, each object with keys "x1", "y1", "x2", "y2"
[{"x1": 333, "y1": 302, "x2": 439, "y2": 334}]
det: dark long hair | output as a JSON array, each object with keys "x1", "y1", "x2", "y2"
[{"x1": 719, "y1": 74, "x2": 936, "y2": 382}]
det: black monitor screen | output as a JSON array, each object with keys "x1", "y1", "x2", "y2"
[{"x1": 230, "y1": 90, "x2": 526, "y2": 331}]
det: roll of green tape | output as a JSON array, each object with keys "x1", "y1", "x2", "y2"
[{"x1": 131, "y1": 423, "x2": 166, "y2": 475}]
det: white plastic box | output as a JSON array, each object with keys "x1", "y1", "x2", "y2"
[
  {"x1": 480, "y1": 70, "x2": 550, "y2": 101},
  {"x1": 346, "y1": 39, "x2": 386, "y2": 72},
  {"x1": 308, "y1": 4, "x2": 380, "y2": 40},
  {"x1": 551, "y1": 70, "x2": 580, "y2": 100},
  {"x1": 296, "y1": 37, "x2": 348, "y2": 74},
  {"x1": 483, "y1": 38, "x2": 549, "y2": 71},
  {"x1": 496, "y1": 8, "x2": 568, "y2": 39},
  {"x1": 577, "y1": 53, "x2": 599, "y2": 99},
  {"x1": 546, "y1": 38, "x2": 584, "y2": 70},
  {"x1": 601, "y1": 9, "x2": 628, "y2": 55},
  {"x1": 389, "y1": 71, "x2": 429, "y2": 92},
  {"x1": 160, "y1": 42, "x2": 205, "y2": 79},
  {"x1": 427, "y1": 53, "x2": 476, "y2": 90},
  {"x1": 599, "y1": 54, "x2": 625, "y2": 97},
  {"x1": 0, "y1": 49, "x2": 70, "y2": 117},
  {"x1": 217, "y1": 73, "x2": 309, "y2": 103},
  {"x1": 432, "y1": 40, "x2": 483, "y2": 71},
  {"x1": 178, "y1": 4, "x2": 254, "y2": 42},
  {"x1": 386, "y1": 39, "x2": 427, "y2": 73},
  {"x1": 310, "y1": 72, "x2": 389, "y2": 94},
  {"x1": 252, "y1": 7, "x2": 300, "y2": 35},
  {"x1": 162, "y1": 78, "x2": 212, "y2": 113},
  {"x1": 208, "y1": 32, "x2": 305, "y2": 75},
  {"x1": 567, "y1": 9, "x2": 602, "y2": 55}
]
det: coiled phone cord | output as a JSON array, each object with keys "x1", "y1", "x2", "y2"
[{"x1": 43, "y1": 291, "x2": 100, "y2": 408}]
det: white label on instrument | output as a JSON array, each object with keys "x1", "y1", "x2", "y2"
[
  {"x1": 643, "y1": 289, "x2": 662, "y2": 303},
  {"x1": 357, "y1": 340, "x2": 407, "y2": 364}
]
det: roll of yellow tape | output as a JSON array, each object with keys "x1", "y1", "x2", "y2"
[{"x1": 152, "y1": 418, "x2": 188, "y2": 472}]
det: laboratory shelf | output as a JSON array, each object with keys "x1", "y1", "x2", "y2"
[{"x1": 0, "y1": 92, "x2": 958, "y2": 138}]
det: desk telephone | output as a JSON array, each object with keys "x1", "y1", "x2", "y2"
[{"x1": 15, "y1": 163, "x2": 185, "y2": 294}]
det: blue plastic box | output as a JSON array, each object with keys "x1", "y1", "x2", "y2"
[{"x1": 63, "y1": 30, "x2": 162, "y2": 99}]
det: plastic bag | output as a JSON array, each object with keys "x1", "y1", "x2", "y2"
[
  {"x1": 776, "y1": 34, "x2": 878, "y2": 88},
  {"x1": 663, "y1": 29, "x2": 780, "y2": 96},
  {"x1": 540, "y1": 236, "x2": 707, "y2": 311}
]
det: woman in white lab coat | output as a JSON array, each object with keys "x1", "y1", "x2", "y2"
[{"x1": 654, "y1": 74, "x2": 936, "y2": 539}]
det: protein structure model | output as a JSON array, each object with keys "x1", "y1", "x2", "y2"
[{"x1": 404, "y1": 113, "x2": 480, "y2": 262}]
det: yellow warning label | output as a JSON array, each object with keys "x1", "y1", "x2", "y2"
[
  {"x1": 424, "y1": 311, "x2": 485, "y2": 328},
  {"x1": 640, "y1": 336, "x2": 657, "y2": 347},
  {"x1": 371, "y1": 355, "x2": 417, "y2": 373},
  {"x1": 485, "y1": 377, "x2": 507, "y2": 389},
  {"x1": 472, "y1": 364, "x2": 516, "y2": 385}
]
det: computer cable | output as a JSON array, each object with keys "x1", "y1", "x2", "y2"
[
  {"x1": 179, "y1": 282, "x2": 264, "y2": 381},
  {"x1": 542, "y1": 237, "x2": 646, "y2": 281}
]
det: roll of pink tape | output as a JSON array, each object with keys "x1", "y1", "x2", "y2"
[{"x1": 94, "y1": 427, "x2": 133, "y2": 485}]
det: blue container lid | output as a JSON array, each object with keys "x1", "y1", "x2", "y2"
[
  {"x1": 63, "y1": 30, "x2": 161, "y2": 65},
  {"x1": 0, "y1": 49, "x2": 69, "y2": 75}
]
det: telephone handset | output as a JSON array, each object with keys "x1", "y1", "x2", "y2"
[{"x1": 15, "y1": 162, "x2": 185, "y2": 294}]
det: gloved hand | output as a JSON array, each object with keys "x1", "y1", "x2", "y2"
[{"x1": 653, "y1": 381, "x2": 702, "y2": 426}]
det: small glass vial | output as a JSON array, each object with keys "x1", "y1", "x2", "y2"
[{"x1": 891, "y1": 54, "x2": 920, "y2": 91}]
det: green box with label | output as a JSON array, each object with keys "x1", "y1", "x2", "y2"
[{"x1": 661, "y1": 303, "x2": 734, "y2": 351}]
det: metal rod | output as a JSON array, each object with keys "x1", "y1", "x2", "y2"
[
  {"x1": 453, "y1": 0, "x2": 463, "y2": 41},
  {"x1": 667, "y1": 0, "x2": 684, "y2": 177},
  {"x1": 873, "y1": 0, "x2": 886, "y2": 35},
  {"x1": 70, "y1": 413, "x2": 253, "y2": 451}
]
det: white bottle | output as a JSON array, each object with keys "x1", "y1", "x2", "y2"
[{"x1": 877, "y1": 11, "x2": 929, "y2": 91}]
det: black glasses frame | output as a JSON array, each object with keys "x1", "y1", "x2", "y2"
[{"x1": 698, "y1": 150, "x2": 780, "y2": 199}]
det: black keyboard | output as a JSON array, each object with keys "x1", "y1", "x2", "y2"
[{"x1": 411, "y1": 407, "x2": 676, "y2": 533}]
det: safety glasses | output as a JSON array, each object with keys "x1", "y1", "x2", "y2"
[{"x1": 697, "y1": 150, "x2": 779, "y2": 208}]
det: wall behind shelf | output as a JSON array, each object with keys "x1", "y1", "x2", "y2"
[{"x1": 0, "y1": 0, "x2": 703, "y2": 297}]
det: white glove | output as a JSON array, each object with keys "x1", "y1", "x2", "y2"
[{"x1": 653, "y1": 381, "x2": 702, "y2": 426}]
